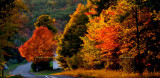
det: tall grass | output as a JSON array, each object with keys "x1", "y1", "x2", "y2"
[{"x1": 51, "y1": 69, "x2": 160, "y2": 78}]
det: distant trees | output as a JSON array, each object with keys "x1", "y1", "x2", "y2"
[{"x1": 23, "y1": 0, "x2": 87, "y2": 31}]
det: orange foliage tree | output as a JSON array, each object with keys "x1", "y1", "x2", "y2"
[
  {"x1": 18, "y1": 27, "x2": 56, "y2": 62},
  {"x1": 81, "y1": 15, "x2": 121, "y2": 69},
  {"x1": 94, "y1": 26, "x2": 121, "y2": 56}
]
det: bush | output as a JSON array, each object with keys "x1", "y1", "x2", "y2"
[
  {"x1": 105, "y1": 59, "x2": 121, "y2": 71},
  {"x1": 31, "y1": 61, "x2": 52, "y2": 72},
  {"x1": 66, "y1": 53, "x2": 84, "y2": 70},
  {"x1": 146, "y1": 55, "x2": 160, "y2": 72},
  {"x1": 119, "y1": 58, "x2": 134, "y2": 73}
]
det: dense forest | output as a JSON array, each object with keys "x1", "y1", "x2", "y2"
[
  {"x1": 0, "y1": 0, "x2": 160, "y2": 77},
  {"x1": 56, "y1": 0, "x2": 160, "y2": 74}
]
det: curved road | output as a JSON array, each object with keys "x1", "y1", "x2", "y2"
[{"x1": 11, "y1": 62, "x2": 75, "y2": 78}]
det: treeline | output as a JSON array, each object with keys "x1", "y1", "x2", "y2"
[
  {"x1": 23, "y1": 0, "x2": 87, "y2": 31},
  {"x1": 56, "y1": 0, "x2": 160, "y2": 74}
]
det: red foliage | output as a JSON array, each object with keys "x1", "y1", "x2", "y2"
[
  {"x1": 18, "y1": 27, "x2": 56, "y2": 62},
  {"x1": 85, "y1": 12, "x2": 90, "y2": 15},
  {"x1": 85, "y1": 12, "x2": 96, "y2": 15},
  {"x1": 94, "y1": 26, "x2": 120, "y2": 56},
  {"x1": 108, "y1": 11, "x2": 115, "y2": 15}
]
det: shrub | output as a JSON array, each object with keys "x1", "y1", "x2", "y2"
[
  {"x1": 31, "y1": 61, "x2": 52, "y2": 72},
  {"x1": 105, "y1": 59, "x2": 121, "y2": 71},
  {"x1": 66, "y1": 53, "x2": 84, "y2": 70},
  {"x1": 119, "y1": 58, "x2": 134, "y2": 73}
]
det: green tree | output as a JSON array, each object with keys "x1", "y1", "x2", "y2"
[
  {"x1": 56, "y1": 3, "x2": 90, "y2": 69},
  {"x1": 34, "y1": 15, "x2": 58, "y2": 33}
]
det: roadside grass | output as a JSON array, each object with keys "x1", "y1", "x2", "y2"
[
  {"x1": 33, "y1": 69, "x2": 63, "y2": 75},
  {"x1": 5, "y1": 75, "x2": 24, "y2": 78},
  {"x1": 51, "y1": 69, "x2": 160, "y2": 78},
  {"x1": 0, "y1": 61, "x2": 27, "y2": 77}
]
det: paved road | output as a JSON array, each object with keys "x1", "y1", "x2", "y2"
[{"x1": 11, "y1": 62, "x2": 75, "y2": 78}]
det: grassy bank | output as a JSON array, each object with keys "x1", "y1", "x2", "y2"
[
  {"x1": 51, "y1": 69, "x2": 160, "y2": 78},
  {"x1": 33, "y1": 69, "x2": 63, "y2": 75},
  {"x1": 0, "y1": 61, "x2": 27, "y2": 77}
]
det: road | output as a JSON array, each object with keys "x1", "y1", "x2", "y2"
[{"x1": 11, "y1": 62, "x2": 75, "y2": 78}]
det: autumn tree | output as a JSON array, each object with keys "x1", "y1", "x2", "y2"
[
  {"x1": 81, "y1": 4, "x2": 122, "y2": 69},
  {"x1": 18, "y1": 26, "x2": 57, "y2": 71},
  {"x1": 0, "y1": 0, "x2": 27, "y2": 68},
  {"x1": 18, "y1": 27, "x2": 56, "y2": 62},
  {"x1": 116, "y1": 0, "x2": 160, "y2": 73},
  {"x1": 34, "y1": 15, "x2": 58, "y2": 33},
  {"x1": 80, "y1": 16, "x2": 107, "y2": 69}
]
